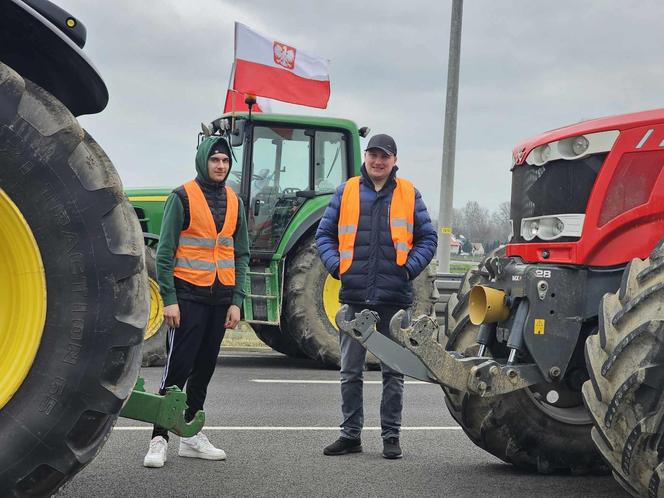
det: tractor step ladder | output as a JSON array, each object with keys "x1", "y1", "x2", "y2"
[{"x1": 244, "y1": 261, "x2": 282, "y2": 325}]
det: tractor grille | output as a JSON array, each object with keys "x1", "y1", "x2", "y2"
[{"x1": 510, "y1": 153, "x2": 607, "y2": 243}]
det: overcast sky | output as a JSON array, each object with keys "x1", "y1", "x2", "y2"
[{"x1": 55, "y1": 0, "x2": 664, "y2": 217}]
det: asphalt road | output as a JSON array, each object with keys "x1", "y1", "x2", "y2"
[{"x1": 57, "y1": 349, "x2": 627, "y2": 498}]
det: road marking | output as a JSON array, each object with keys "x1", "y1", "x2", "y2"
[
  {"x1": 250, "y1": 379, "x2": 432, "y2": 385},
  {"x1": 114, "y1": 426, "x2": 462, "y2": 431}
]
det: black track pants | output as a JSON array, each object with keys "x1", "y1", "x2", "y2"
[{"x1": 151, "y1": 299, "x2": 228, "y2": 440}]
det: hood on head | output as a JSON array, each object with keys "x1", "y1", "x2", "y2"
[{"x1": 195, "y1": 136, "x2": 232, "y2": 183}]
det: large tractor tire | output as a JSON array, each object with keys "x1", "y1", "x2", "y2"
[
  {"x1": 284, "y1": 233, "x2": 435, "y2": 367},
  {"x1": 141, "y1": 245, "x2": 168, "y2": 367},
  {"x1": 583, "y1": 240, "x2": 664, "y2": 496},
  {"x1": 253, "y1": 324, "x2": 308, "y2": 359},
  {"x1": 441, "y1": 260, "x2": 606, "y2": 474},
  {"x1": 0, "y1": 63, "x2": 147, "y2": 496}
]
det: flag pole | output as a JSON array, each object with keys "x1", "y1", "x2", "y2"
[{"x1": 229, "y1": 62, "x2": 237, "y2": 131}]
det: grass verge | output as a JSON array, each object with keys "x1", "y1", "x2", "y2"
[
  {"x1": 450, "y1": 262, "x2": 475, "y2": 274},
  {"x1": 224, "y1": 321, "x2": 270, "y2": 348}
]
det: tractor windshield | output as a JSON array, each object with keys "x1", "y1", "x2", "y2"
[
  {"x1": 510, "y1": 153, "x2": 607, "y2": 242},
  {"x1": 245, "y1": 125, "x2": 349, "y2": 254}
]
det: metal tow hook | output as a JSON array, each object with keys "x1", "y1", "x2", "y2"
[
  {"x1": 389, "y1": 311, "x2": 437, "y2": 350},
  {"x1": 335, "y1": 305, "x2": 380, "y2": 343}
]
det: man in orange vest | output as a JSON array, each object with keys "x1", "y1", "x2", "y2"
[
  {"x1": 316, "y1": 134, "x2": 438, "y2": 459},
  {"x1": 143, "y1": 136, "x2": 249, "y2": 468}
]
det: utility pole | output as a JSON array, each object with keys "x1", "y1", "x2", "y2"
[{"x1": 437, "y1": 0, "x2": 463, "y2": 272}]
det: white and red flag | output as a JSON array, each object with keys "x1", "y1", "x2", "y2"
[
  {"x1": 223, "y1": 62, "x2": 272, "y2": 113},
  {"x1": 233, "y1": 22, "x2": 330, "y2": 109}
]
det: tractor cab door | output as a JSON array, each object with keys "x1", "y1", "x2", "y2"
[{"x1": 235, "y1": 124, "x2": 348, "y2": 257}]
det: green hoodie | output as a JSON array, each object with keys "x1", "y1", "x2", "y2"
[{"x1": 155, "y1": 136, "x2": 250, "y2": 308}]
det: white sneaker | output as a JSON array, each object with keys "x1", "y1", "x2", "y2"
[
  {"x1": 143, "y1": 436, "x2": 168, "y2": 468},
  {"x1": 178, "y1": 432, "x2": 226, "y2": 460}
]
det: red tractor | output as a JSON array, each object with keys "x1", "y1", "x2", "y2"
[{"x1": 339, "y1": 108, "x2": 664, "y2": 496}]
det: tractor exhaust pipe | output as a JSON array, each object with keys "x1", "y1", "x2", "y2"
[{"x1": 469, "y1": 285, "x2": 510, "y2": 325}]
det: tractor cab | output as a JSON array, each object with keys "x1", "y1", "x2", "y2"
[
  {"x1": 211, "y1": 113, "x2": 359, "y2": 257},
  {"x1": 204, "y1": 113, "x2": 364, "y2": 326}
]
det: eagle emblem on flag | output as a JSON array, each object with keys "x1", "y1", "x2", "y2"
[{"x1": 273, "y1": 42, "x2": 296, "y2": 70}]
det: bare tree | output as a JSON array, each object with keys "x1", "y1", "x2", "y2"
[
  {"x1": 452, "y1": 207, "x2": 465, "y2": 236},
  {"x1": 452, "y1": 200, "x2": 511, "y2": 254},
  {"x1": 460, "y1": 201, "x2": 491, "y2": 242},
  {"x1": 490, "y1": 201, "x2": 511, "y2": 243}
]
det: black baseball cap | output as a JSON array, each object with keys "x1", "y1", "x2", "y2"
[{"x1": 365, "y1": 134, "x2": 397, "y2": 156}]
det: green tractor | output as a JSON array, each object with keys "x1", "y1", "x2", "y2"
[{"x1": 128, "y1": 112, "x2": 439, "y2": 367}]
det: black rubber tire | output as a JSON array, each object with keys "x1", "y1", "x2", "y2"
[
  {"x1": 583, "y1": 239, "x2": 664, "y2": 496},
  {"x1": 284, "y1": 233, "x2": 436, "y2": 367},
  {"x1": 253, "y1": 324, "x2": 308, "y2": 358},
  {"x1": 141, "y1": 246, "x2": 168, "y2": 367},
  {"x1": 282, "y1": 234, "x2": 344, "y2": 366},
  {"x1": 0, "y1": 63, "x2": 147, "y2": 496},
  {"x1": 441, "y1": 259, "x2": 607, "y2": 474}
]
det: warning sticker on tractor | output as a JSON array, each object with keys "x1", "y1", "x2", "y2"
[{"x1": 534, "y1": 319, "x2": 545, "y2": 335}]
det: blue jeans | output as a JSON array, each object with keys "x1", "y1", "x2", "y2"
[{"x1": 338, "y1": 304, "x2": 410, "y2": 440}]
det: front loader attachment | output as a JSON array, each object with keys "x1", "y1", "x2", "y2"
[
  {"x1": 119, "y1": 378, "x2": 205, "y2": 437},
  {"x1": 336, "y1": 305, "x2": 544, "y2": 397}
]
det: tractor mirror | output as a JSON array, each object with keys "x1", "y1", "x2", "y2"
[{"x1": 230, "y1": 120, "x2": 245, "y2": 147}]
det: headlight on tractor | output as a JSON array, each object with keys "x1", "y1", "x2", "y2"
[
  {"x1": 520, "y1": 214, "x2": 585, "y2": 241},
  {"x1": 525, "y1": 130, "x2": 619, "y2": 167},
  {"x1": 571, "y1": 135, "x2": 590, "y2": 155}
]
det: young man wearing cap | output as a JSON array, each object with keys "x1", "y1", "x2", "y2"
[
  {"x1": 316, "y1": 134, "x2": 438, "y2": 459},
  {"x1": 143, "y1": 136, "x2": 250, "y2": 468}
]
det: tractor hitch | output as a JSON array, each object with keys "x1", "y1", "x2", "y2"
[
  {"x1": 119, "y1": 377, "x2": 205, "y2": 437},
  {"x1": 336, "y1": 305, "x2": 545, "y2": 396}
]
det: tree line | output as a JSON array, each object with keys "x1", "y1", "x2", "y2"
[{"x1": 449, "y1": 201, "x2": 511, "y2": 254}]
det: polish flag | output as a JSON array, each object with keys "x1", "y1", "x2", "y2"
[
  {"x1": 224, "y1": 62, "x2": 273, "y2": 113},
  {"x1": 233, "y1": 22, "x2": 330, "y2": 109},
  {"x1": 223, "y1": 89, "x2": 272, "y2": 113}
]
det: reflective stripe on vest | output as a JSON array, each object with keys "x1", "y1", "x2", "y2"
[
  {"x1": 337, "y1": 176, "x2": 415, "y2": 275},
  {"x1": 390, "y1": 177, "x2": 415, "y2": 265},
  {"x1": 173, "y1": 180, "x2": 238, "y2": 286}
]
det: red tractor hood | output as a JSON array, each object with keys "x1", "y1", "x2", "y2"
[{"x1": 512, "y1": 108, "x2": 664, "y2": 166}]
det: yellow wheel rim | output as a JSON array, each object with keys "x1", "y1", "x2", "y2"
[
  {"x1": 144, "y1": 277, "x2": 164, "y2": 340},
  {"x1": 322, "y1": 273, "x2": 341, "y2": 331},
  {"x1": 0, "y1": 188, "x2": 46, "y2": 410}
]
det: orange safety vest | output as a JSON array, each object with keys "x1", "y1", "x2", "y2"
[
  {"x1": 173, "y1": 180, "x2": 238, "y2": 286},
  {"x1": 338, "y1": 176, "x2": 415, "y2": 275}
]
